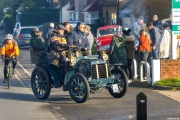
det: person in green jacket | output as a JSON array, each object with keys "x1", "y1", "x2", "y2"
[{"x1": 30, "y1": 28, "x2": 48, "y2": 51}]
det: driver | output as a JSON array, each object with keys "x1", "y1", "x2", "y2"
[{"x1": 50, "y1": 24, "x2": 69, "y2": 71}]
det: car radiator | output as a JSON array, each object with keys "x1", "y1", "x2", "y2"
[{"x1": 91, "y1": 64, "x2": 109, "y2": 79}]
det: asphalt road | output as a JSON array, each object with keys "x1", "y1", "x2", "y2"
[{"x1": 0, "y1": 31, "x2": 180, "y2": 120}]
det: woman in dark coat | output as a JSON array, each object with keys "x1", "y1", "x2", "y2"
[
  {"x1": 109, "y1": 31, "x2": 126, "y2": 71},
  {"x1": 123, "y1": 28, "x2": 135, "y2": 80}
]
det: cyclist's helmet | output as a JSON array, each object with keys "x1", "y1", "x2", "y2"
[{"x1": 5, "y1": 34, "x2": 13, "y2": 39}]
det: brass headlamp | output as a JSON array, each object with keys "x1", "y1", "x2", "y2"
[
  {"x1": 68, "y1": 52, "x2": 76, "y2": 66},
  {"x1": 100, "y1": 50, "x2": 108, "y2": 61}
]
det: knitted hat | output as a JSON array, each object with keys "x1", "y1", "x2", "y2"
[
  {"x1": 122, "y1": 27, "x2": 131, "y2": 36},
  {"x1": 50, "y1": 23, "x2": 54, "y2": 28}
]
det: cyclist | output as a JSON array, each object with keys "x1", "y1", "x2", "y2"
[{"x1": 0, "y1": 34, "x2": 19, "y2": 83}]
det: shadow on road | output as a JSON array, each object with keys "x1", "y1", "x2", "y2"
[{"x1": 0, "y1": 91, "x2": 39, "y2": 102}]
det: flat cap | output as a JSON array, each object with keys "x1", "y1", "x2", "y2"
[{"x1": 56, "y1": 24, "x2": 66, "y2": 30}]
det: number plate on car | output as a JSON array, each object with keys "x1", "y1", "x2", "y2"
[
  {"x1": 112, "y1": 84, "x2": 119, "y2": 93},
  {"x1": 26, "y1": 40, "x2": 30, "y2": 43}
]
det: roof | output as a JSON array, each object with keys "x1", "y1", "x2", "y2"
[
  {"x1": 82, "y1": 0, "x2": 98, "y2": 12},
  {"x1": 67, "y1": 3, "x2": 75, "y2": 11},
  {"x1": 98, "y1": 25, "x2": 119, "y2": 30},
  {"x1": 119, "y1": 0, "x2": 142, "y2": 13}
]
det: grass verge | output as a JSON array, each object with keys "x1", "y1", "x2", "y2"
[{"x1": 154, "y1": 78, "x2": 180, "y2": 87}]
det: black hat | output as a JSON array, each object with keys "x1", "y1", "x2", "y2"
[
  {"x1": 56, "y1": 24, "x2": 66, "y2": 30},
  {"x1": 122, "y1": 27, "x2": 131, "y2": 36}
]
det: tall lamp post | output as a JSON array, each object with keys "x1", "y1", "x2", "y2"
[
  {"x1": 117, "y1": 0, "x2": 122, "y2": 25},
  {"x1": 116, "y1": 0, "x2": 119, "y2": 25}
]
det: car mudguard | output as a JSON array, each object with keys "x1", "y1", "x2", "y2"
[
  {"x1": 41, "y1": 64, "x2": 61, "y2": 88},
  {"x1": 63, "y1": 67, "x2": 79, "y2": 91}
]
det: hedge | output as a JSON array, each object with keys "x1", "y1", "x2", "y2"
[
  {"x1": 3, "y1": 15, "x2": 15, "y2": 34},
  {"x1": 21, "y1": 8, "x2": 59, "y2": 26}
]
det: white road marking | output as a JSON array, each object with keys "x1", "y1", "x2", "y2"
[
  {"x1": 15, "y1": 63, "x2": 59, "y2": 120},
  {"x1": 17, "y1": 61, "x2": 31, "y2": 78}
]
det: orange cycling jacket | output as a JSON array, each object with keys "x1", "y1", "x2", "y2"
[{"x1": 0, "y1": 39, "x2": 19, "y2": 57}]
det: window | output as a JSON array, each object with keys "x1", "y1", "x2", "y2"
[
  {"x1": 91, "y1": 14, "x2": 99, "y2": 24},
  {"x1": 69, "y1": 12, "x2": 74, "y2": 20},
  {"x1": 20, "y1": 28, "x2": 31, "y2": 34},
  {"x1": 75, "y1": 12, "x2": 79, "y2": 20}
]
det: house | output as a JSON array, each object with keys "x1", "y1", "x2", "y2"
[
  {"x1": 100, "y1": 0, "x2": 128, "y2": 25},
  {"x1": 66, "y1": 0, "x2": 96, "y2": 22},
  {"x1": 119, "y1": 0, "x2": 171, "y2": 33},
  {"x1": 82, "y1": 0, "x2": 99, "y2": 24}
]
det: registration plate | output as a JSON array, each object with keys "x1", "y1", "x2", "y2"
[
  {"x1": 26, "y1": 40, "x2": 30, "y2": 43},
  {"x1": 112, "y1": 84, "x2": 119, "y2": 93}
]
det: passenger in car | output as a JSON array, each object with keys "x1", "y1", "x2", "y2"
[
  {"x1": 30, "y1": 28, "x2": 48, "y2": 51},
  {"x1": 66, "y1": 22, "x2": 90, "y2": 56},
  {"x1": 62, "y1": 22, "x2": 74, "y2": 38},
  {"x1": 50, "y1": 24, "x2": 69, "y2": 71}
]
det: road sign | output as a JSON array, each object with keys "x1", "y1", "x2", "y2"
[
  {"x1": 172, "y1": 0, "x2": 180, "y2": 8},
  {"x1": 172, "y1": 0, "x2": 180, "y2": 59}
]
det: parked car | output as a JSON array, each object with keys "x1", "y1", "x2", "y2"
[
  {"x1": 14, "y1": 26, "x2": 38, "y2": 47},
  {"x1": 95, "y1": 25, "x2": 122, "y2": 54},
  {"x1": 13, "y1": 22, "x2": 21, "y2": 36},
  {"x1": 0, "y1": 20, "x2": 5, "y2": 30}
]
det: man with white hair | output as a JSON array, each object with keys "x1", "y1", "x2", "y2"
[
  {"x1": 45, "y1": 22, "x2": 55, "y2": 45},
  {"x1": 152, "y1": 15, "x2": 161, "y2": 30}
]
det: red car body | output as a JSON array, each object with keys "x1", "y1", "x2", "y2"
[{"x1": 95, "y1": 25, "x2": 121, "y2": 54}]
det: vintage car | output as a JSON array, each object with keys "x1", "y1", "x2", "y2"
[
  {"x1": 30, "y1": 46, "x2": 128, "y2": 103},
  {"x1": 95, "y1": 25, "x2": 122, "y2": 54}
]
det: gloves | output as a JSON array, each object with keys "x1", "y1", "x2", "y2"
[
  {"x1": 81, "y1": 48, "x2": 87, "y2": 51},
  {"x1": 15, "y1": 55, "x2": 19, "y2": 61}
]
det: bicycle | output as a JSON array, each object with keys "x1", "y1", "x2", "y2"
[{"x1": 2, "y1": 58, "x2": 14, "y2": 89}]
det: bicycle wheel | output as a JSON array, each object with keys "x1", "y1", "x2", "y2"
[{"x1": 7, "y1": 60, "x2": 13, "y2": 89}]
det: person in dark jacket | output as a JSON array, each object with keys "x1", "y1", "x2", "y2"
[
  {"x1": 50, "y1": 24, "x2": 69, "y2": 71},
  {"x1": 30, "y1": 28, "x2": 47, "y2": 51},
  {"x1": 45, "y1": 23, "x2": 55, "y2": 45},
  {"x1": 152, "y1": 15, "x2": 161, "y2": 30},
  {"x1": 123, "y1": 28, "x2": 135, "y2": 80},
  {"x1": 63, "y1": 22, "x2": 74, "y2": 37},
  {"x1": 66, "y1": 22, "x2": 90, "y2": 56},
  {"x1": 147, "y1": 22, "x2": 161, "y2": 59}
]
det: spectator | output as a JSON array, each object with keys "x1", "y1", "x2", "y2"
[
  {"x1": 109, "y1": 32, "x2": 126, "y2": 72},
  {"x1": 134, "y1": 16, "x2": 147, "y2": 48},
  {"x1": 133, "y1": 16, "x2": 146, "y2": 77},
  {"x1": 138, "y1": 30, "x2": 151, "y2": 80},
  {"x1": 85, "y1": 25, "x2": 94, "y2": 55},
  {"x1": 66, "y1": 22, "x2": 90, "y2": 56},
  {"x1": 157, "y1": 22, "x2": 172, "y2": 59},
  {"x1": 152, "y1": 15, "x2": 161, "y2": 30},
  {"x1": 45, "y1": 23, "x2": 55, "y2": 45},
  {"x1": 123, "y1": 28, "x2": 135, "y2": 80},
  {"x1": 166, "y1": 14, "x2": 172, "y2": 29},
  {"x1": 146, "y1": 22, "x2": 161, "y2": 59}
]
